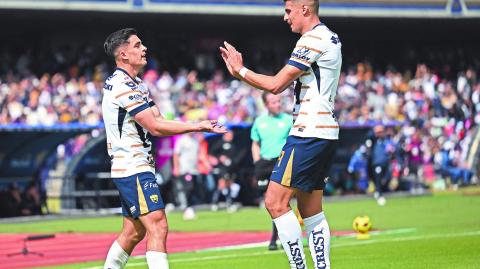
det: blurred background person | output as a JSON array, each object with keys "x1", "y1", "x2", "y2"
[
  {"x1": 251, "y1": 92, "x2": 292, "y2": 251},
  {"x1": 209, "y1": 129, "x2": 243, "y2": 212}
]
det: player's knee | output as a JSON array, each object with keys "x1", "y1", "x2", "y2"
[
  {"x1": 131, "y1": 229, "x2": 146, "y2": 244},
  {"x1": 264, "y1": 196, "x2": 286, "y2": 216},
  {"x1": 148, "y1": 223, "x2": 168, "y2": 240},
  {"x1": 145, "y1": 214, "x2": 168, "y2": 238},
  {"x1": 121, "y1": 227, "x2": 146, "y2": 245}
]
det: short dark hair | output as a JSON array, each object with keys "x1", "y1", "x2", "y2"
[{"x1": 104, "y1": 28, "x2": 137, "y2": 59}]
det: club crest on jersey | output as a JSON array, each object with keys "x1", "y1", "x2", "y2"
[{"x1": 150, "y1": 194, "x2": 159, "y2": 203}]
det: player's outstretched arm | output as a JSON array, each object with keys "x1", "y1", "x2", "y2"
[
  {"x1": 220, "y1": 41, "x2": 303, "y2": 94},
  {"x1": 133, "y1": 107, "x2": 226, "y2": 136}
]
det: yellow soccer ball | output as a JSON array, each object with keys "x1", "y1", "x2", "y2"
[{"x1": 353, "y1": 216, "x2": 372, "y2": 234}]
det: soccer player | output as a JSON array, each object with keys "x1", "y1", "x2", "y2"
[
  {"x1": 102, "y1": 28, "x2": 225, "y2": 269},
  {"x1": 251, "y1": 92, "x2": 292, "y2": 250},
  {"x1": 220, "y1": 0, "x2": 342, "y2": 268}
]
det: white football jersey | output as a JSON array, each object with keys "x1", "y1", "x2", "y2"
[
  {"x1": 287, "y1": 23, "x2": 342, "y2": 140},
  {"x1": 102, "y1": 68, "x2": 155, "y2": 178}
]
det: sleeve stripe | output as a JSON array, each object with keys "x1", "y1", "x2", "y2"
[
  {"x1": 288, "y1": 60, "x2": 310, "y2": 71},
  {"x1": 129, "y1": 103, "x2": 149, "y2": 116},
  {"x1": 148, "y1": 101, "x2": 156, "y2": 107},
  {"x1": 295, "y1": 45, "x2": 323, "y2": 54},
  {"x1": 302, "y1": 34, "x2": 322, "y2": 41},
  {"x1": 115, "y1": 90, "x2": 142, "y2": 99},
  {"x1": 125, "y1": 101, "x2": 145, "y2": 110},
  {"x1": 290, "y1": 56, "x2": 312, "y2": 65}
]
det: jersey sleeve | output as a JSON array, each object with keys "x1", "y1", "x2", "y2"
[
  {"x1": 287, "y1": 33, "x2": 328, "y2": 71},
  {"x1": 250, "y1": 119, "x2": 260, "y2": 142},
  {"x1": 115, "y1": 83, "x2": 150, "y2": 116}
]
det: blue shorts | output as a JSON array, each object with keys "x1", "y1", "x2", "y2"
[
  {"x1": 270, "y1": 136, "x2": 338, "y2": 192},
  {"x1": 113, "y1": 172, "x2": 165, "y2": 219}
]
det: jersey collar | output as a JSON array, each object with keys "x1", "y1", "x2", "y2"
[
  {"x1": 115, "y1": 67, "x2": 139, "y2": 85},
  {"x1": 312, "y1": 23, "x2": 324, "y2": 31}
]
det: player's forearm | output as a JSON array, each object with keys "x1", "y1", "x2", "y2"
[
  {"x1": 151, "y1": 119, "x2": 200, "y2": 136},
  {"x1": 242, "y1": 71, "x2": 288, "y2": 94}
]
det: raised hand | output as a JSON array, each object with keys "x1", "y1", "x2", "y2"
[{"x1": 219, "y1": 41, "x2": 244, "y2": 78}]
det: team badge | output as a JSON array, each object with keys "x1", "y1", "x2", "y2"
[{"x1": 150, "y1": 194, "x2": 159, "y2": 203}]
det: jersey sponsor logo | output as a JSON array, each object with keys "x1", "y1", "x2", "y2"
[
  {"x1": 103, "y1": 83, "x2": 113, "y2": 91},
  {"x1": 287, "y1": 239, "x2": 306, "y2": 269},
  {"x1": 291, "y1": 47, "x2": 311, "y2": 62},
  {"x1": 143, "y1": 182, "x2": 158, "y2": 190},
  {"x1": 150, "y1": 194, "x2": 159, "y2": 203},
  {"x1": 312, "y1": 229, "x2": 327, "y2": 269},
  {"x1": 129, "y1": 94, "x2": 143, "y2": 101}
]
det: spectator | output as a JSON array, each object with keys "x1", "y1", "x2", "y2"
[{"x1": 209, "y1": 129, "x2": 242, "y2": 212}]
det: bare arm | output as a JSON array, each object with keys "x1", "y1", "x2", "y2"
[
  {"x1": 150, "y1": 104, "x2": 164, "y2": 119},
  {"x1": 251, "y1": 141, "x2": 261, "y2": 163},
  {"x1": 133, "y1": 107, "x2": 226, "y2": 136},
  {"x1": 220, "y1": 42, "x2": 303, "y2": 94}
]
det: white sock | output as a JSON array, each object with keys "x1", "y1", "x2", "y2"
[
  {"x1": 104, "y1": 240, "x2": 129, "y2": 269},
  {"x1": 273, "y1": 210, "x2": 308, "y2": 269},
  {"x1": 304, "y1": 212, "x2": 330, "y2": 269},
  {"x1": 146, "y1": 251, "x2": 169, "y2": 269}
]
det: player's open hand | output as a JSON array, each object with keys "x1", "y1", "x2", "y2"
[
  {"x1": 219, "y1": 41, "x2": 243, "y2": 78},
  {"x1": 197, "y1": 120, "x2": 227, "y2": 134}
]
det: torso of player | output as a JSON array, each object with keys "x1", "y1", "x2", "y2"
[
  {"x1": 102, "y1": 68, "x2": 155, "y2": 178},
  {"x1": 287, "y1": 24, "x2": 342, "y2": 140}
]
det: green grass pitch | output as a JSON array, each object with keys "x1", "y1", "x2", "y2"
[{"x1": 1, "y1": 187, "x2": 479, "y2": 269}]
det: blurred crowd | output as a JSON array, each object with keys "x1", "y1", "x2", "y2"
[
  {"x1": 340, "y1": 64, "x2": 478, "y2": 197},
  {"x1": 1, "y1": 48, "x2": 479, "y2": 215}
]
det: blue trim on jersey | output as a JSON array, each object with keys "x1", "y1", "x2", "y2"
[
  {"x1": 115, "y1": 68, "x2": 139, "y2": 85},
  {"x1": 148, "y1": 101, "x2": 156, "y2": 107},
  {"x1": 129, "y1": 103, "x2": 149, "y2": 116},
  {"x1": 311, "y1": 62, "x2": 321, "y2": 93},
  {"x1": 312, "y1": 23, "x2": 324, "y2": 30},
  {"x1": 118, "y1": 107, "x2": 127, "y2": 138},
  {"x1": 288, "y1": 60, "x2": 309, "y2": 71}
]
